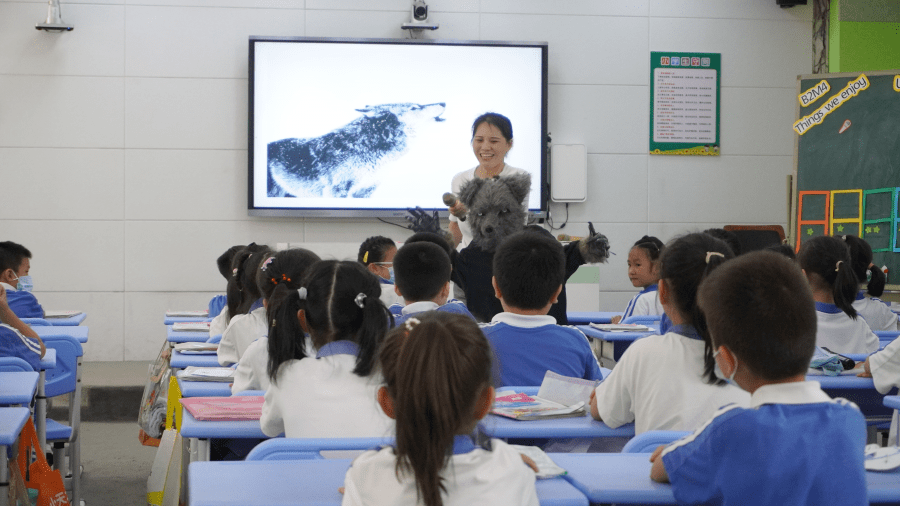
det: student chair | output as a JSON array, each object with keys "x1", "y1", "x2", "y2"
[
  {"x1": 208, "y1": 295, "x2": 227, "y2": 319},
  {"x1": 622, "y1": 315, "x2": 661, "y2": 325},
  {"x1": 206, "y1": 334, "x2": 222, "y2": 344},
  {"x1": 245, "y1": 437, "x2": 395, "y2": 461},
  {"x1": 40, "y1": 334, "x2": 84, "y2": 506},
  {"x1": 0, "y1": 356, "x2": 34, "y2": 372},
  {"x1": 620, "y1": 430, "x2": 689, "y2": 453},
  {"x1": 22, "y1": 318, "x2": 52, "y2": 326}
]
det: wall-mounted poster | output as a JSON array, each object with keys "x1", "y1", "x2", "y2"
[{"x1": 649, "y1": 52, "x2": 721, "y2": 155}]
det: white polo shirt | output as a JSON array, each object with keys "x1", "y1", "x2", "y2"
[
  {"x1": 815, "y1": 301, "x2": 879, "y2": 355},
  {"x1": 217, "y1": 306, "x2": 267, "y2": 366},
  {"x1": 621, "y1": 285, "x2": 664, "y2": 320},
  {"x1": 853, "y1": 292, "x2": 899, "y2": 331}
]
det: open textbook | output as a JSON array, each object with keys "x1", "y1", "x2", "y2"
[
  {"x1": 176, "y1": 367, "x2": 234, "y2": 382},
  {"x1": 491, "y1": 371, "x2": 600, "y2": 421},
  {"x1": 180, "y1": 395, "x2": 263, "y2": 421},
  {"x1": 166, "y1": 310, "x2": 209, "y2": 317},
  {"x1": 172, "y1": 321, "x2": 211, "y2": 332},
  {"x1": 43, "y1": 310, "x2": 83, "y2": 318},
  {"x1": 588, "y1": 323, "x2": 652, "y2": 332}
]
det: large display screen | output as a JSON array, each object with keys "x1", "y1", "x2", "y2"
[{"x1": 249, "y1": 36, "x2": 548, "y2": 218}]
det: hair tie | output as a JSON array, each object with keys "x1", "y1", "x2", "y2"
[
  {"x1": 297, "y1": 287, "x2": 307, "y2": 300},
  {"x1": 271, "y1": 277, "x2": 278, "y2": 285},
  {"x1": 281, "y1": 273, "x2": 291, "y2": 282},
  {"x1": 354, "y1": 293, "x2": 367, "y2": 308},
  {"x1": 404, "y1": 317, "x2": 421, "y2": 333},
  {"x1": 841, "y1": 235, "x2": 848, "y2": 241},
  {"x1": 271, "y1": 319, "x2": 276, "y2": 328},
  {"x1": 260, "y1": 256, "x2": 275, "y2": 271},
  {"x1": 835, "y1": 260, "x2": 843, "y2": 272},
  {"x1": 232, "y1": 267, "x2": 239, "y2": 277},
  {"x1": 705, "y1": 252, "x2": 725, "y2": 264},
  {"x1": 363, "y1": 251, "x2": 369, "y2": 264}
]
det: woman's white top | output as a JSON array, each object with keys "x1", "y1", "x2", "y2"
[
  {"x1": 853, "y1": 292, "x2": 899, "y2": 331},
  {"x1": 260, "y1": 341, "x2": 393, "y2": 438},
  {"x1": 217, "y1": 306, "x2": 267, "y2": 366},
  {"x1": 341, "y1": 438, "x2": 539, "y2": 506},
  {"x1": 449, "y1": 164, "x2": 530, "y2": 249},
  {"x1": 231, "y1": 337, "x2": 270, "y2": 394},
  {"x1": 593, "y1": 326, "x2": 750, "y2": 435},
  {"x1": 815, "y1": 302, "x2": 879, "y2": 355},
  {"x1": 208, "y1": 306, "x2": 230, "y2": 337}
]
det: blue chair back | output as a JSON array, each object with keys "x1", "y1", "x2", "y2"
[
  {"x1": 208, "y1": 295, "x2": 227, "y2": 319},
  {"x1": 621, "y1": 430, "x2": 690, "y2": 453},
  {"x1": 41, "y1": 335, "x2": 83, "y2": 398},
  {"x1": 245, "y1": 437, "x2": 394, "y2": 461},
  {"x1": 599, "y1": 366, "x2": 612, "y2": 380},
  {"x1": 622, "y1": 315, "x2": 661, "y2": 325},
  {"x1": 206, "y1": 334, "x2": 222, "y2": 344},
  {"x1": 0, "y1": 356, "x2": 34, "y2": 372},
  {"x1": 23, "y1": 318, "x2": 52, "y2": 326}
]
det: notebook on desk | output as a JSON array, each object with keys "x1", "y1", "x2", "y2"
[
  {"x1": 43, "y1": 310, "x2": 83, "y2": 318},
  {"x1": 166, "y1": 310, "x2": 209, "y2": 317},
  {"x1": 172, "y1": 322, "x2": 211, "y2": 332},
  {"x1": 180, "y1": 395, "x2": 264, "y2": 421}
]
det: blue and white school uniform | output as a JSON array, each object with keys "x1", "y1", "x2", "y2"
[
  {"x1": 341, "y1": 435, "x2": 539, "y2": 506},
  {"x1": 378, "y1": 279, "x2": 404, "y2": 309},
  {"x1": 864, "y1": 336, "x2": 900, "y2": 444},
  {"x1": 260, "y1": 340, "x2": 392, "y2": 438},
  {"x1": 660, "y1": 381, "x2": 867, "y2": 506},
  {"x1": 209, "y1": 306, "x2": 230, "y2": 338},
  {"x1": 814, "y1": 301, "x2": 879, "y2": 355},
  {"x1": 0, "y1": 323, "x2": 42, "y2": 371},
  {"x1": 620, "y1": 284, "x2": 663, "y2": 321},
  {"x1": 217, "y1": 306, "x2": 267, "y2": 366},
  {"x1": 232, "y1": 335, "x2": 316, "y2": 394},
  {"x1": 390, "y1": 299, "x2": 475, "y2": 327},
  {"x1": 480, "y1": 312, "x2": 603, "y2": 387},
  {"x1": 593, "y1": 324, "x2": 749, "y2": 434},
  {"x1": 853, "y1": 291, "x2": 899, "y2": 331},
  {"x1": 0, "y1": 282, "x2": 43, "y2": 319}
]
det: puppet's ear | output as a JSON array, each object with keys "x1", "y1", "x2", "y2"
[
  {"x1": 458, "y1": 177, "x2": 487, "y2": 207},
  {"x1": 501, "y1": 173, "x2": 531, "y2": 205}
]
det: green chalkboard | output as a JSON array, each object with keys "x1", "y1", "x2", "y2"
[{"x1": 794, "y1": 70, "x2": 900, "y2": 281}]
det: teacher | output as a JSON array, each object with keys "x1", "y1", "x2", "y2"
[{"x1": 447, "y1": 112, "x2": 530, "y2": 249}]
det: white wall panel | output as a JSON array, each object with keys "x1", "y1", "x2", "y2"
[
  {"x1": 307, "y1": 0, "x2": 477, "y2": 12},
  {"x1": 125, "y1": 6, "x2": 304, "y2": 79},
  {"x1": 0, "y1": 3, "x2": 124, "y2": 76},
  {"x1": 0, "y1": 148, "x2": 124, "y2": 220},
  {"x1": 0, "y1": 76, "x2": 124, "y2": 148},
  {"x1": 124, "y1": 149, "x2": 248, "y2": 221},
  {"x1": 553, "y1": 154, "x2": 649, "y2": 224},
  {"x1": 550, "y1": 84, "x2": 648, "y2": 155},
  {"x1": 37, "y1": 292, "x2": 125, "y2": 361},
  {"x1": 305, "y1": 9, "x2": 414, "y2": 38},
  {"x1": 124, "y1": 77, "x2": 246, "y2": 149},
  {"x1": 125, "y1": 0, "x2": 302, "y2": 9},
  {"x1": 124, "y1": 291, "x2": 219, "y2": 361},
  {"x1": 720, "y1": 87, "x2": 798, "y2": 157},
  {"x1": 650, "y1": 0, "x2": 811, "y2": 21},
  {"x1": 482, "y1": 0, "x2": 648, "y2": 17}
]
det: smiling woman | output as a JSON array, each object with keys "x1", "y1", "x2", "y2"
[{"x1": 447, "y1": 113, "x2": 531, "y2": 249}]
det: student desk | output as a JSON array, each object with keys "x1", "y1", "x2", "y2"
[
  {"x1": 480, "y1": 413, "x2": 635, "y2": 440},
  {"x1": 166, "y1": 326, "x2": 210, "y2": 343},
  {"x1": 169, "y1": 351, "x2": 220, "y2": 369},
  {"x1": 164, "y1": 316, "x2": 211, "y2": 325},
  {"x1": 179, "y1": 408, "x2": 268, "y2": 463},
  {"x1": 177, "y1": 379, "x2": 232, "y2": 398},
  {"x1": 33, "y1": 325, "x2": 89, "y2": 343},
  {"x1": 0, "y1": 407, "x2": 31, "y2": 506},
  {"x1": 567, "y1": 312, "x2": 622, "y2": 325},
  {"x1": 189, "y1": 458, "x2": 589, "y2": 506},
  {"x1": 43, "y1": 313, "x2": 87, "y2": 326},
  {"x1": 551, "y1": 452, "x2": 900, "y2": 505},
  {"x1": 884, "y1": 396, "x2": 900, "y2": 411},
  {"x1": 809, "y1": 374, "x2": 894, "y2": 420},
  {"x1": 578, "y1": 325, "x2": 658, "y2": 363},
  {"x1": 0, "y1": 371, "x2": 39, "y2": 405}
]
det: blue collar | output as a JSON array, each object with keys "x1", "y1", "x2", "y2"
[
  {"x1": 640, "y1": 284, "x2": 659, "y2": 294},
  {"x1": 316, "y1": 340, "x2": 360, "y2": 358},
  {"x1": 856, "y1": 291, "x2": 866, "y2": 301},
  {"x1": 452, "y1": 435, "x2": 477, "y2": 455},
  {"x1": 379, "y1": 278, "x2": 394, "y2": 285},
  {"x1": 815, "y1": 301, "x2": 843, "y2": 314},
  {"x1": 671, "y1": 324, "x2": 702, "y2": 341},
  {"x1": 249, "y1": 298, "x2": 264, "y2": 311}
]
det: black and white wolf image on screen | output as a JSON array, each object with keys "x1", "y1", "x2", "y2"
[{"x1": 267, "y1": 102, "x2": 446, "y2": 198}]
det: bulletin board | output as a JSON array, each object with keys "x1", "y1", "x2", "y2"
[{"x1": 792, "y1": 70, "x2": 900, "y2": 280}]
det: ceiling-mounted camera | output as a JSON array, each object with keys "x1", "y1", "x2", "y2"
[
  {"x1": 412, "y1": 0, "x2": 428, "y2": 21},
  {"x1": 401, "y1": 0, "x2": 438, "y2": 32}
]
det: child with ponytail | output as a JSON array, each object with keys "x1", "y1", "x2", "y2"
[
  {"x1": 260, "y1": 260, "x2": 394, "y2": 438},
  {"x1": 843, "y1": 235, "x2": 898, "y2": 331},
  {"x1": 216, "y1": 244, "x2": 272, "y2": 365},
  {"x1": 341, "y1": 311, "x2": 539, "y2": 506},
  {"x1": 798, "y1": 236, "x2": 878, "y2": 354},
  {"x1": 611, "y1": 235, "x2": 665, "y2": 324},
  {"x1": 231, "y1": 248, "x2": 320, "y2": 394},
  {"x1": 591, "y1": 233, "x2": 749, "y2": 434}
]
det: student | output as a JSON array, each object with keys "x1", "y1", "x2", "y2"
[
  {"x1": 798, "y1": 236, "x2": 878, "y2": 354},
  {"x1": 389, "y1": 242, "x2": 474, "y2": 327},
  {"x1": 482, "y1": 231, "x2": 603, "y2": 387},
  {"x1": 650, "y1": 251, "x2": 867, "y2": 506},
  {"x1": 402, "y1": 231, "x2": 462, "y2": 303},
  {"x1": 217, "y1": 246, "x2": 273, "y2": 366},
  {"x1": 0, "y1": 241, "x2": 43, "y2": 318},
  {"x1": 231, "y1": 248, "x2": 320, "y2": 394},
  {"x1": 590, "y1": 233, "x2": 749, "y2": 434},
  {"x1": 210, "y1": 243, "x2": 267, "y2": 338},
  {"x1": 341, "y1": 312, "x2": 539, "y2": 506},
  {"x1": 611, "y1": 236, "x2": 664, "y2": 324},
  {"x1": 0, "y1": 284, "x2": 45, "y2": 370},
  {"x1": 843, "y1": 235, "x2": 898, "y2": 331},
  {"x1": 358, "y1": 236, "x2": 403, "y2": 308},
  {"x1": 208, "y1": 245, "x2": 244, "y2": 319},
  {"x1": 260, "y1": 260, "x2": 393, "y2": 438}
]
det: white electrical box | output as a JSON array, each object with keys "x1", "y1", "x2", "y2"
[{"x1": 550, "y1": 144, "x2": 587, "y2": 202}]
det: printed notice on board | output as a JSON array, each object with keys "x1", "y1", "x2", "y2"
[{"x1": 650, "y1": 52, "x2": 721, "y2": 155}]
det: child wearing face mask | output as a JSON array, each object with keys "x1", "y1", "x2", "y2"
[
  {"x1": 0, "y1": 241, "x2": 43, "y2": 319},
  {"x1": 358, "y1": 236, "x2": 403, "y2": 308}
]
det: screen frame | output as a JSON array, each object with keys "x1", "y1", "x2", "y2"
[{"x1": 247, "y1": 35, "x2": 549, "y2": 218}]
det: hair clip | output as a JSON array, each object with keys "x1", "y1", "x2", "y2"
[
  {"x1": 835, "y1": 260, "x2": 843, "y2": 272},
  {"x1": 404, "y1": 317, "x2": 421, "y2": 333},
  {"x1": 297, "y1": 287, "x2": 308, "y2": 300},
  {"x1": 271, "y1": 277, "x2": 278, "y2": 285},
  {"x1": 705, "y1": 251, "x2": 725, "y2": 264},
  {"x1": 260, "y1": 256, "x2": 275, "y2": 271},
  {"x1": 354, "y1": 293, "x2": 367, "y2": 308},
  {"x1": 363, "y1": 251, "x2": 369, "y2": 264}
]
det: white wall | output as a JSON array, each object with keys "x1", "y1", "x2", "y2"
[{"x1": 0, "y1": 0, "x2": 812, "y2": 361}]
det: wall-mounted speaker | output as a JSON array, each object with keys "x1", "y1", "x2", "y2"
[
  {"x1": 550, "y1": 144, "x2": 587, "y2": 203},
  {"x1": 776, "y1": 0, "x2": 807, "y2": 7}
]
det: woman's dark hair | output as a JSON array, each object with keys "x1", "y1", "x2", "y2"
[
  {"x1": 799, "y1": 235, "x2": 859, "y2": 319},
  {"x1": 632, "y1": 235, "x2": 664, "y2": 262},
  {"x1": 843, "y1": 235, "x2": 885, "y2": 297},
  {"x1": 357, "y1": 236, "x2": 396, "y2": 266},
  {"x1": 471, "y1": 112, "x2": 513, "y2": 143},
  {"x1": 267, "y1": 260, "x2": 392, "y2": 382},
  {"x1": 255, "y1": 248, "x2": 321, "y2": 324},
  {"x1": 659, "y1": 233, "x2": 734, "y2": 384},
  {"x1": 225, "y1": 243, "x2": 270, "y2": 323},
  {"x1": 381, "y1": 312, "x2": 492, "y2": 506}
]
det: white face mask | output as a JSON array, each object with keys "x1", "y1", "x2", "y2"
[
  {"x1": 13, "y1": 274, "x2": 33, "y2": 292},
  {"x1": 713, "y1": 347, "x2": 738, "y2": 384}
]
